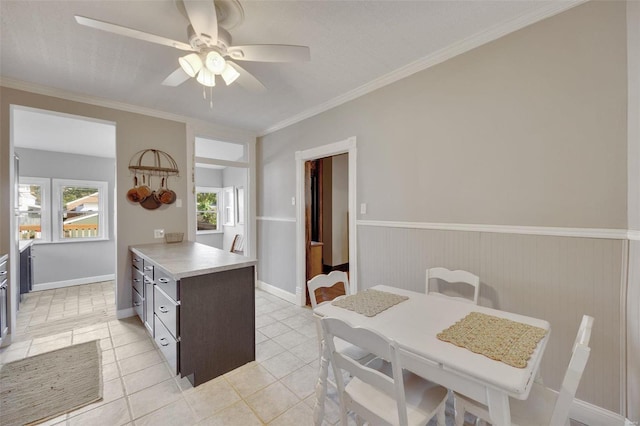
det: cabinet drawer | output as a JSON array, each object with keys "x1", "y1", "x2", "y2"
[
  {"x1": 131, "y1": 268, "x2": 144, "y2": 295},
  {"x1": 142, "y1": 260, "x2": 154, "y2": 280},
  {"x1": 133, "y1": 287, "x2": 143, "y2": 321},
  {"x1": 155, "y1": 268, "x2": 178, "y2": 301},
  {"x1": 154, "y1": 286, "x2": 179, "y2": 339},
  {"x1": 154, "y1": 315, "x2": 179, "y2": 374},
  {"x1": 131, "y1": 252, "x2": 143, "y2": 271}
]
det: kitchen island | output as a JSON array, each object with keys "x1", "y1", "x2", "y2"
[{"x1": 130, "y1": 241, "x2": 257, "y2": 386}]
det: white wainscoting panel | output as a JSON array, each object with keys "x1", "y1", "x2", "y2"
[{"x1": 358, "y1": 225, "x2": 624, "y2": 415}]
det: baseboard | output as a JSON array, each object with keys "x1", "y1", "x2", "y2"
[
  {"x1": 570, "y1": 396, "x2": 627, "y2": 425},
  {"x1": 116, "y1": 308, "x2": 135, "y2": 320},
  {"x1": 256, "y1": 280, "x2": 297, "y2": 304},
  {"x1": 33, "y1": 274, "x2": 115, "y2": 291}
]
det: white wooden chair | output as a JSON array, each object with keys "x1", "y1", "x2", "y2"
[
  {"x1": 321, "y1": 316, "x2": 449, "y2": 426},
  {"x1": 308, "y1": 272, "x2": 374, "y2": 372},
  {"x1": 454, "y1": 315, "x2": 594, "y2": 426},
  {"x1": 426, "y1": 267, "x2": 480, "y2": 305}
]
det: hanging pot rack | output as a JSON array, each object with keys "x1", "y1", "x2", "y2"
[{"x1": 128, "y1": 149, "x2": 179, "y2": 177}]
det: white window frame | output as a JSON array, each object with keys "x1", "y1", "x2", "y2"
[
  {"x1": 52, "y1": 178, "x2": 108, "y2": 242},
  {"x1": 196, "y1": 186, "x2": 222, "y2": 234},
  {"x1": 18, "y1": 176, "x2": 51, "y2": 242},
  {"x1": 222, "y1": 186, "x2": 235, "y2": 227}
]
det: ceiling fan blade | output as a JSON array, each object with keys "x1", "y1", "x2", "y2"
[
  {"x1": 74, "y1": 16, "x2": 194, "y2": 51},
  {"x1": 227, "y1": 45, "x2": 310, "y2": 62},
  {"x1": 162, "y1": 67, "x2": 191, "y2": 87},
  {"x1": 182, "y1": 0, "x2": 218, "y2": 43},
  {"x1": 227, "y1": 61, "x2": 266, "y2": 93}
]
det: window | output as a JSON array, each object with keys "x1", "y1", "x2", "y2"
[
  {"x1": 196, "y1": 187, "x2": 221, "y2": 232},
  {"x1": 18, "y1": 177, "x2": 50, "y2": 241},
  {"x1": 52, "y1": 179, "x2": 108, "y2": 241}
]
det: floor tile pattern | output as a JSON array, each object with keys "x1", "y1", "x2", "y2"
[{"x1": 2, "y1": 282, "x2": 476, "y2": 425}]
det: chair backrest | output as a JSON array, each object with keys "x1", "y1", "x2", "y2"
[
  {"x1": 321, "y1": 316, "x2": 410, "y2": 425},
  {"x1": 307, "y1": 271, "x2": 351, "y2": 308},
  {"x1": 549, "y1": 315, "x2": 594, "y2": 425},
  {"x1": 426, "y1": 267, "x2": 480, "y2": 304}
]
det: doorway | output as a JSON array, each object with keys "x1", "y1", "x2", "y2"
[
  {"x1": 9, "y1": 106, "x2": 117, "y2": 342},
  {"x1": 304, "y1": 154, "x2": 350, "y2": 305},
  {"x1": 295, "y1": 137, "x2": 357, "y2": 307}
]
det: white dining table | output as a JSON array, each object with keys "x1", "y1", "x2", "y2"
[{"x1": 312, "y1": 285, "x2": 551, "y2": 426}]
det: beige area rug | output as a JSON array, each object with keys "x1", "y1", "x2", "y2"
[{"x1": 0, "y1": 340, "x2": 103, "y2": 426}]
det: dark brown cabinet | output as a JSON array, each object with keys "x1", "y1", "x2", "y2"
[{"x1": 130, "y1": 243, "x2": 256, "y2": 387}]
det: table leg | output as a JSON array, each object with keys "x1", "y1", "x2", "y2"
[
  {"x1": 486, "y1": 388, "x2": 511, "y2": 426},
  {"x1": 313, "y1": 340, "x2": 330, "y2": 426}
]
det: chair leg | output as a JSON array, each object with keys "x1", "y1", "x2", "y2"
[
  {"x1": 436, "y1": 402, "x2": 446, "y2": 426},
  {"x1": 355, "y1": 414, "x2": 364, "y2": 426},
  {"x1": 454, "y1": 398, "x2": 466, "y2": 426}
]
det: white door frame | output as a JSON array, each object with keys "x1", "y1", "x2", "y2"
[{"x1": 295, "y1": 137, "x2": 357, "y2": 306}]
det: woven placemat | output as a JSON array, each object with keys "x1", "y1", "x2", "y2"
[
  {"x1": 331, "y1": 289, "x2": 408, "y2": 317},
  {"x1": 437, "y1": 312, "x2": 547, "y2": 368}
]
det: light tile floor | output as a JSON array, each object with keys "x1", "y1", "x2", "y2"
[{"x1": 2, "y1": 282, "x2": 470, "y2": 426}]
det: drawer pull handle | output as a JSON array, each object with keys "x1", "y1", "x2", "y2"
[
  {"x1": 157, "y1": 278, "x2": 169, "y2": 284},
  {"x1": 144, "y1": 266, "x2": 153, "y2": 271},
  {"x1": 133, "y1": 302, "x2": 141, "y2": 307},
  {"x1": 0, "y1": 271, "x2": 6, "y2": 276},
  {"x1": 158, "y1": 305, "x2": 169, "y2": 314},
  {"x1": 144, "y1": 279, "x2": 152, "y2": 284},
  {"x1": 133, "y1": 258, "x2": 140, "y2": 262},
  {"x1": 159, "y1": 338, "x2": 170, "y2": 347},
  {"x1": 133, "y1": 278, "x2": 141, "y2": 282}
]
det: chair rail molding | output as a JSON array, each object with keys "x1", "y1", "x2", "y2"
[
  {"x1": 358, "y1": 220, "x2": 631, "y2": 240},
  {"x1": 257, "y1": 216, "x2": 296, "y2": 223}
]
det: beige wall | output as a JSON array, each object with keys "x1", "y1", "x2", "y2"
[
  {"x1": 0, "y1": 86, "x2": 188, "y2": 317},
  {"x1": 259, "y1": 1, "x2": 627, "y2": 228},
  {"x1": 257, "y1": 1, "x2": 630, "y2": 416}
]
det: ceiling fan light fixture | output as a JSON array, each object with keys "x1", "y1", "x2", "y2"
[
  {"x1": 179, "y1": 53, "x2": 203, "y2": 77},
  {"x1": 221, "y1": 63, "x2": 240, "y2": 85},
  {"x1": 196, "y1": 68, "x2": 216, "y2": 87},
  {"x1": 205, "y1": 51, "x2": 226, "y2": 74}
]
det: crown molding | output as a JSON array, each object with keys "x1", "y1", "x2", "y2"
[
  {"x1": 357, "y1": 220, "x2": 629, "y2": 240},
  {"x1": 259, "y1": 0, "x2": 587, "y2": 137},
  {"x1": 0, "y1": 77, "x2": 256, "y2": 140}
]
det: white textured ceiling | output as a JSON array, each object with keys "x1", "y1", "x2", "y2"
[{"x1": 1, "y1": 1, "x2": 579, "y2": 135}]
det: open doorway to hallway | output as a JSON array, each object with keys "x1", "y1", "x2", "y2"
[
  {"x1": 295, "y1": 136, "x2": 357, "y2": 307},
  {"x1": 304, "y1": 153, "x2": 349, "y2": 305}
]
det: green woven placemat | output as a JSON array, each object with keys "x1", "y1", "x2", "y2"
[
  {"x1": 437, "y1": 312, "x2": 547, "y2": 368},
  {"x1": 332, "y1": 289, "x2": 408, "y2": 317}
]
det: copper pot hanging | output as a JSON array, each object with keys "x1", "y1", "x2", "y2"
[
  {"x1": 126, "y1": 173, "x2": 141, "y2": 202},
  {"x1": 136, "y1": 173, "x2": 152, "y2": 200}
]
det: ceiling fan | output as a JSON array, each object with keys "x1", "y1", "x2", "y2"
[{"x1": 74, "y1": 0, "x2": 310, "y2": 94}]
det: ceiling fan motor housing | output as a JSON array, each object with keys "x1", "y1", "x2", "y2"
[{"x1": 187, "y1": 24, "x2": 232, "y2": 53}]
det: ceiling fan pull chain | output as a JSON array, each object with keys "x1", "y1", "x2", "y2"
[{"x1": 209, "y1": 87, "x2": 213, "y2": 109}]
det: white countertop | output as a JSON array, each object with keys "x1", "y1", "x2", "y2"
[
  {"x1": 130, "y1": 241, "x2": 257, "y2": 280},
  {"x1": 19, "y1": 240, "x2": 34, "y2": 252}
]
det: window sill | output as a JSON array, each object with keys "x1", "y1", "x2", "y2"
[
  {"x1": 31, "y1": 238, "x2": 110, "y2": 245},
  {"x1": 197, "y1": 230, "x2": 223, "y2": 235}
]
